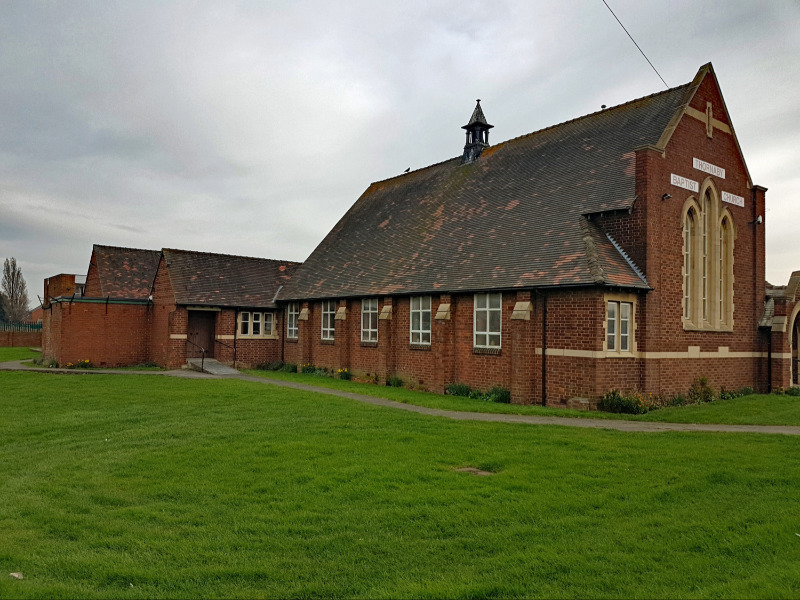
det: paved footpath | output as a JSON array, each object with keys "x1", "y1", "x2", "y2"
[{"x1": 4, "y1": 360, "x2": 800, "y2": 436}]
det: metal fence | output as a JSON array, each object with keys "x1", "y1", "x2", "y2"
[{"x1": 0, "y1": 322, "x2": 43, "y2": 332}]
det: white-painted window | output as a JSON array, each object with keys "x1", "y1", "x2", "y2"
[
  {"x1": 361, "y1": 298, "x2": 378, "y2": 342},
  {"x1": 287, "y1": 302, "x2": 299, "y2": 339},
  {"x1": 410, "y1": 296, "x2": 432, "y2": 345},
  {"x1": 321, "y1": 300, "x2": 336, "y2": 340},
  {"x1": 239, "y1": 311, "x2": 275, "y2": 337},
  {"x1": 474, "y1": 293, "x2": 502, "y2": 348},
  {"x1": 607, "y1": 301, "x2": 633, "y2": 353}
]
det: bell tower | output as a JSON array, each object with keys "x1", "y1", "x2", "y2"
[{"x1": 461, "y1": 99, "x2": 493, "y2": 164}]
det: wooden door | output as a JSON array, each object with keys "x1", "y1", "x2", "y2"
[{"x1": 187, "y1": 311, "x2": 216, "y2": 358}]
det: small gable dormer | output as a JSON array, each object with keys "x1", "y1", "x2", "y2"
[{"x1": 461, "y1": 99, "x2": 493, "y2": 164}]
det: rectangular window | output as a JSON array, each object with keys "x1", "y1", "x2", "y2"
[
  {"x1": 606, "y1": 302, "x2": 617, "y2": 351},
  {"x1": 287, "y1": 303, "x2": 299, "y2": 339},
  {"x1": 252, "y1": 312, "x2": 261, "y2": 336},
  {"x1": 361, "y1": 298, "x2": 378, "y2": 342},
  {"x1": 321, "y1": 300, "x2": 336, "y2": 340},
  {"x1": 607, "y1": 301, "x2": 633, "y2": 353},
  {"x1": 474, "y1": 292, "x2": 502, "y2": 348},
  {"x1": 240, "y1": 311, "x2": 250, "y2": 336},
  {"x1": 410, "y1": 296, "x2": 432, "y2": 345},
  {"x1": 264, "y1": 312, "x2": 274, "y2": 336}
]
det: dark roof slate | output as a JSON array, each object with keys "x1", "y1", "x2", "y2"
[
  {"x1": 282, "y1": 81, "x2": 691, "y2": 300},
  {"x1": 92, "y1": 245, "x2": 161, "y2": 299},
  {"x1": 163, "y1": 248, "x2": 300, "y2": 308}
]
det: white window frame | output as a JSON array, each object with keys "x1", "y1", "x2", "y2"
[
  {"x1": 321, "y1": 300, "x2": 336, "y2": 340},
  {"x1": 410, "y1": 296, "x2": 432, "y2": 345},
  {"x1": 287, "y1": 302, "x2": 299, "y2": 339},
  {"x1": 238, "y1": 311, "x2": 275, "y2": 338},
  {"x1": 473, "y1": 292, "x2": 502, "y2": 349},
  {"x1": 361, "y1": 298, "x2": 378, "y2": 342},
  {"x1": 606, "y1": 300, "x2": 634, "y2": 354}
]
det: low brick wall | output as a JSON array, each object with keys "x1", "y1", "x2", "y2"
[{"x1": 0, "y1": 330, "x2": 42, "y2": 348}]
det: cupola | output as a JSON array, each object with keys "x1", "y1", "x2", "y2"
[{"x1": 461, "y1": 99, "x2": 493, "y2": 164}]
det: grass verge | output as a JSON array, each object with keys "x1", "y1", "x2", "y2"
[
  {"x1": 1, "y1": 371, "x2": 799, "y2": 598},
  {"x1": 0, "y1": 346, "x2": 40, "y2": 362},
  {"x1": 244, "y1": 369, "x2": 800, "y2": 426}
]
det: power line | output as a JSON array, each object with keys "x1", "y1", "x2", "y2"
[{"x1": 601, "y1": 0, "x2": 669, "y2": 89}]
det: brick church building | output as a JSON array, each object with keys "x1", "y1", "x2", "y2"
[
  {"x1": 41, "y1": 63, "x2": 799, "y2": 405},
  {"x1": 278, "y1": 63, "x2": 797, "y2": 404}
]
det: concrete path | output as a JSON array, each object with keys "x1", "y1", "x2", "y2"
[{"x1": 3, "y1": 360, "x2": 800, "y2": 436}]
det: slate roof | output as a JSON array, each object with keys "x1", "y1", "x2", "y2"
[
  {"x1": 281, "y1": 76, "x2": 695, "y2": 301},
  {"x1": 162, "y1": 248, "x2": 300, "y2": 308},
  {"x1": 91, "y1": 245, "x2": 161, "y2": 299},
  {"x1": 463, "y1": 100, "x2": 493, "y2": 129}
]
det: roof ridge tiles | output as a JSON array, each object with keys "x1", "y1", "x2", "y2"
[{"x1": 162, "y1": 247, "x2": 300, "y2": 265}]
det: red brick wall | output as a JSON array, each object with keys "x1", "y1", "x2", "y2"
[
  {"x1": 0, "y1": 330, "x2": 42, "y2": 347},
  {"x1": 215, "y1": 308, "x2": 284, "y2": 368},
  {"x1": 43, "y1": 300, "x2": 150, "y2": 367},
  {"x1": 148, "y1": 259, "x2": 186, "y2": 369},
  {"x1": 83, "y1": 256, "x2": 101, "y2": 297}
]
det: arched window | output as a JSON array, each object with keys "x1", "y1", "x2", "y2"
[
  {"x1": 682, "y1": 182, "x2": 735, "y2": 331},
  {"x1": 683, "y1": 208, "x2": 696, "y2": 320}
]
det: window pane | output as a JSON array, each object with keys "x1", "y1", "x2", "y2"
[
  {"x1": 489, "y1": 310, "x2": 500, "y2": 333},
  {"x1": 412, "y1": 312, "x2": 420, "y2": 330},
  {"x1": 489, "y1": 293, "x2": 501, "y2": 309},
  {"x1": 411, "y1": 296, "x2": 420, "y2": 311},
  {"x1": 411, "y1": 331, "x2": 420, "y2": 343},
  {"x1": 476, "y1": 333, "x2": 487, "y2": 347},
  {"x1": 252, "y1": 313, "x2": 261, "y2": 336},
  {"x1": 265, "y1": 313, "x2": 273, "y2": 334},
  {"x1": 422, "y1": 311, "x2": 431, "y2": 332},
  {"x1": 620, "y1": 303, "x2": 630, "y2": 352},
  {"x1": 421, "y1": 332, "x2": 430, "y2": 344},
  {"x1": 476, "y1": 294, "x2": 486, "y2": 309},
  {"x1": 488, "y1": 334, "x2": 500, "y2": 347},
  {"x1": 476, "y1": 311, "x2": 487, "y2": 333},
  {"x1": 607, "y1": 302, "x2": 616, "y2": 351},
  {"x1": 422, "y1": 296, "x2": 431, "y2": 310}
]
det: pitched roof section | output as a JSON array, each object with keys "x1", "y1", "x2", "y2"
[
  {"x1": 162, "y1": 249, "x2": 300, "y2": 308},
  {"x1": 282, "y1": 79, "x2": 691, "y2": 300},
  {"x1": 91, "y1": 245, "x2": 161, "y2": 299}
]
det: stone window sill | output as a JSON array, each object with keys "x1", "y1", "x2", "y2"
[{"x1": 409, "y1": 344, "x2": 431, "y2": 351}]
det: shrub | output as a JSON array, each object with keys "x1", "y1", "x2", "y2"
[
  {"x1": 786, "y1": 386, "x2": 800, "y2": 397},
  {"x1": 737, "y1": 386, "x2": 755, "y2": 397},
  {"x1": 282, "y1": 363, "x2": 298, "y2": 373},
  {"x1": 773, "y1": 386, "x2": 786, "y2": 396},
  {"x1": 337, "y1": 368, "x2": 351, "y2": 381},
  {"x1": 446, "y1": 383, "x2": 472, "y2": 397},
  {"x1": 485, "y1": 386, "x2": 511, "y2": 404},
  {"x1": 301, "y1": 363, "x2": 315, "y2": 374},
  {"x1": 256, "y1": 361, "x2": 284, "y2": 371},
  {"x1": 670, "y1": 393, "x2": 687, "y2": 407},
  {"x1": 387, "y1": 375, "x2": 403, "y2": 388},
  {"x1": 313, "y1": 367, "x2": 331, "y2": 377},
  {"x1": 468, "y1": 388, "x2": 484, "y2": 400},
  {"x1": 598, "y1": 389, "x2": 649, "y2": 415},
  {"x1": 688, "y1": 376, "x2": 715, "y2": 403}
]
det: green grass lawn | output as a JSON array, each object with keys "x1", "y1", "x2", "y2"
[
  {"x1": 0, "y1": 346, "x2": 40, "y2": 362},
  {"x1": 244, "y1": 369, "x2": 800, "y2": 426},
  {"x1": 1, "y1": 371, "x2": 799, "y2": 598}
]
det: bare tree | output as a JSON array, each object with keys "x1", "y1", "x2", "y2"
[{"x1": 2, "y1": 258, "x2": 30, "y2": 323}]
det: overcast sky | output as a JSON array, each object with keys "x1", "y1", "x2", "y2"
[{"x1": 2, "y1": 0, "x2": 798, "y2": 303}]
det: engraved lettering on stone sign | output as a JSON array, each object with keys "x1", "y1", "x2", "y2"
[
  {"x1": 722, "y1": 191, "x2": 744, "y2": 207},
  {"x1": 670, "y1": 173, "x2": 699, "y2": 193},
  {"x1": 693, "y1": 157, "x2": 725, "y2": 179}
]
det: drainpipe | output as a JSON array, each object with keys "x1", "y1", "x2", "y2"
[
  {"x1": 541, "y1": 291, "x2": 548, "y2": 407},
  {"x1": 233, "y1": 308, "x2": 238, "y2": 370},
  {"x1": 767, "y1": 329, "x2": 772, "y2": 392}
]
